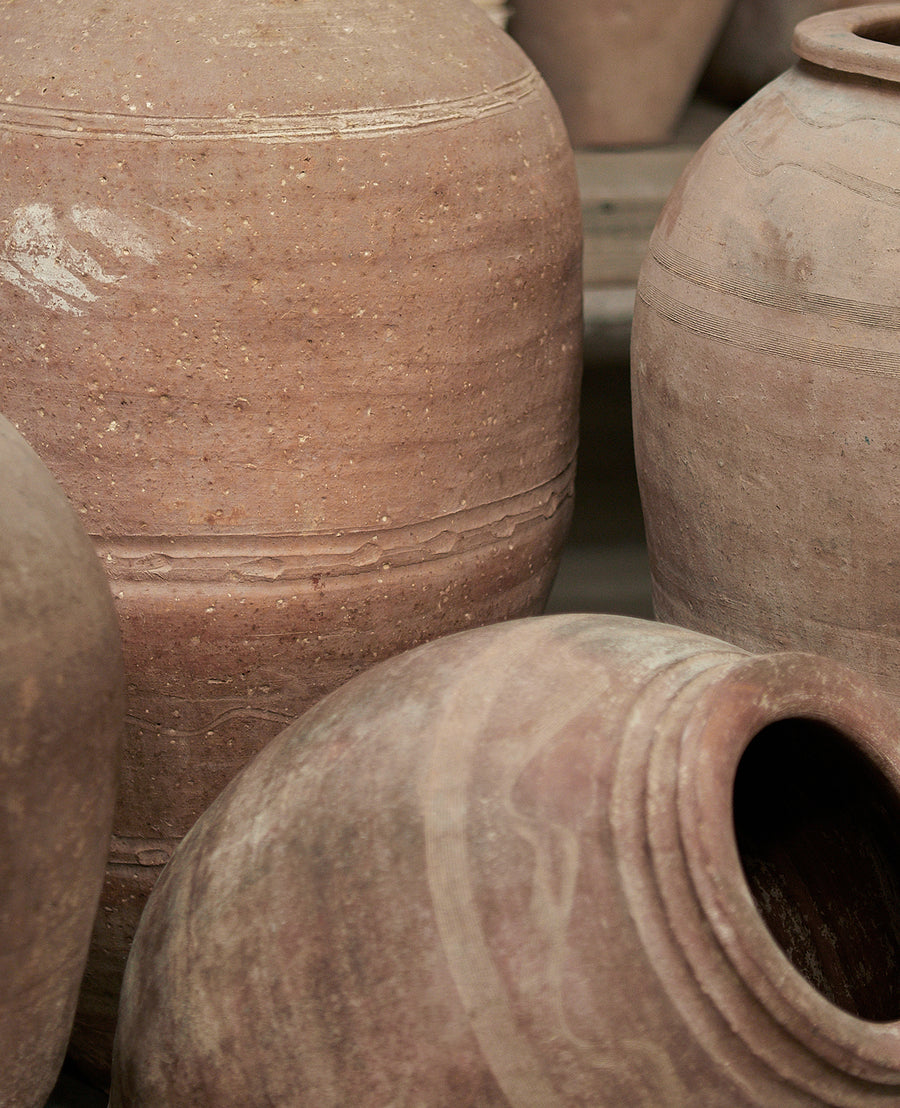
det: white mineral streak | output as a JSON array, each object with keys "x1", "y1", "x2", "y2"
[
  {"x1": 70, "y1": 205, "x2": 159, "y2": 263},
  {"x1": 0, "y1": 202, "x2": 157, "y2": 314}
]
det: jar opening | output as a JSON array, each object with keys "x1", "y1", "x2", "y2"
[
  {"x1": 855, "y1": 18, "x2": 900, "y2": 48},
  {"x1": 733, "y1": 717, "x2": 900, "y2": 1022}
]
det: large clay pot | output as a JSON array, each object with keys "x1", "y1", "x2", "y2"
[
  {"x1": 702, "y1": 0, "x2": 871, "y2": 105},
  {"x1": 0, "y1": 0, "x2": 582, "y2": 1080},
  {"x1": 0, "y1": 415, "x2": 124, "y2": 1107},
  {"x1": 110, "y1": 613, "x2": 900, "y2": 1106},
  {"x1": 508, "y1": 0, "x2": 732, "y2": 147},
  {"x1": 632, "y1": 4, "x2": 900, "y2": 698}
]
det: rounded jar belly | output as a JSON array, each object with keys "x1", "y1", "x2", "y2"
[
  {"x1": 633, "y1": 4, "x2": 900, "y2": 699},
  {"x1": 111, "y1": 613, "x2": 900, "y2": 1106},
  {"x1": 0, "y1": 414, "x2": 124, "y2": 1108}
]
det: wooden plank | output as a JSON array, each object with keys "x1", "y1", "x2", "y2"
[
  {"x1": 576, "y1": 146, "x2": 696, "y2": 288},
  {"x1": 583, "y1": 284, "x2": 636, "y2": 330}
]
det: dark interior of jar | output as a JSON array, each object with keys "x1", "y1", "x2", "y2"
[
  {"x1": 733, "y1": 717, "x2": 900, "y2": 1022},
  {"x1": 854, "y1": 18, "x2": 900, "y2": 49}
]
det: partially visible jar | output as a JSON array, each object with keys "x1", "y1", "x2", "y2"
[
  {"x1": 0, "y1": 415, "x2": 124, "y2": 1108},
  {"x1": 112, "y1": 613, "x2": 900, "y2": 1106},
  {"x1": 0, "y1": 0, "x2": 582, "y2": 1081},
  {"x1": 509, "y1": 0, "x2": 732, "y2": 146},
  {"x1": 633, "y1": 4, "x2": 900, "y2": 700}
]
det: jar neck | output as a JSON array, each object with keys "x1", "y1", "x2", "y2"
[
  {"x1": 793, "y1": 4, "x2": 900, "y2": 86},
  {"x1": 615, "y1": 652, "x2": 900, "y2": 1098}
]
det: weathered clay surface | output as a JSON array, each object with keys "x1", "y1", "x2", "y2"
[
  {"x1": 633, "y1": 4, "x2": 900, "y2": 700},
  {"x1": 509, "y1": 0, "x2": 731, "y2": 147},
  {"x1": 109, "y1": 613, "x2": 900, "y2": 1105},
  {"x1": 0, "y1": 0, "x2": 582, "y2": 1077},
  {"x1": 0, "y1": 415, "x2": 124, "y2": 1108}
]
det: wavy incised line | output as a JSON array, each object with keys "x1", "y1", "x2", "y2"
[
  {"x1": 722, "y1": 88, "x2": 900, "y2": 209},
  {"x1": 96, "y1": 463, "x2": 574, "y2": 582},
  {"x1": 0, "y1": 71, "x2": 540, "y2": 142},
  {"x1": 639, "y1": 282, "x2": 900, "y2": 380},
  {"x1": 125, "y1": 705, "x2": 295, "y2": 740},
  {"x1": 725, "y1": 128, "x2": 900, "y2": 208},
  {"x1": 756, "y1": 82, "x2": 900, "y2": 137}
]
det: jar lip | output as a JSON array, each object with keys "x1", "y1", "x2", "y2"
[
  {"x1": 681, "y1": 653, "x2": 900, "y2": 1080},
  {"x1": 793, "y1": 3, "x2": 900, "y2": 84}
]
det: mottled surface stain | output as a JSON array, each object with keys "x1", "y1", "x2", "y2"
[{"x1": 0, "y1": 202, "x2": 157, "y2": 313}]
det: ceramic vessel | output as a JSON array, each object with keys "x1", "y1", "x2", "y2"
[
  {"x1": 633, "y1": 4, "x2": 900, "y2": 698},
  {"x1": 110, "y1": 613, "x2": 900, "y2": 1106},
  {"x1": 0, "y1": 415, "x2": 124, "y2": 1108},
  {"x1": 508, "y1": 0, "x2": 732, "y2": 147},
  {"x1": 0, "y1": 0, "x2": 582, "y2": 1080},
  {"x1": 702, "y1": 0, "x2": 871, "y2": 104}
]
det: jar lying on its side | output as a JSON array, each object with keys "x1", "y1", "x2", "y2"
[{"x1": 112, "y1": 614, "x2": 900, "y2": 1106}]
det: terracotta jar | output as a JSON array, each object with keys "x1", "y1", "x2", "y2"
[
  {"x1": 508, "y1": 0, "x2": 732, "y2": 147},
  {"x1": 632, "y1": 4, "x2": 900, "y2": 699},
  {"x1": 0, "y1": 0, "x2": 582, "y2": 1080},
  {"x1": 0, "y1": 415, "x2": 124, "y2": 1108},
  {"x1": 702, "y1": 0, "x2": 871, "y2": 105},
  {"x1": 110, "y1": 613, "x2": 900, "y2": 1105}
]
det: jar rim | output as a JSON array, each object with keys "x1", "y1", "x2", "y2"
[
  {"x1": 679, "y1": 652, "x2": 900, "y2": 1084},
  {"x1": 793, "y1": 3, "x2": 900, "y2": 84}
]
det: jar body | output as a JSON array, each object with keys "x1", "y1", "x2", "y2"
[
  {"x1": 0, "y1": 0, "x2": 582, "y2": 1078},
  {"x1": 509, "y1": 0, "x2": 731, "y2": 146},
  {"x1": 111, "y1": 613, "x2": 900, "y2": 1105},
  {"x1": 633, "y1": 6, "x2": 900, "y2": 697},
  {"x1": 0, "y1": 416, "x2": 124, "y2": 1108}
]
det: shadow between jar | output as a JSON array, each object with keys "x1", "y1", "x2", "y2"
[{"x1": 677, "y1": 652, "x2": 900, "y2": 1088}]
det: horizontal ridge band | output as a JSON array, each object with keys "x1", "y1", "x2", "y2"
[
  {"x1": 0, "y1": 71, "x2": 540, "y2": 142},
  {"x1": 95, "y1": 463, "x2": 574, "y2": 584}
]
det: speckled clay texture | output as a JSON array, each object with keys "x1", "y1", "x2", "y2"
[
  {"x1": 110, "y1": 614, "x2": 900, "y2": 1105},
  {"x1": 0, "y1": 415, "x2": 124, "y2": 1108},
  {"x1": 0, "y1": 0, "x2": 582, "y2": 1080},
  {"x1": 508, "y1": 0, "x2": 731, "y2": 147},
  {"x1": 633, "y1": 4, "x2": 900, "y2": 700}
]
